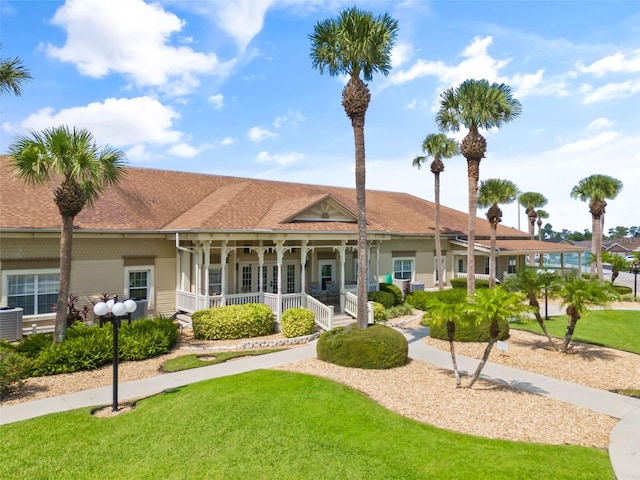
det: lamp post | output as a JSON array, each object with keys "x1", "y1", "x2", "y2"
[
  {"x1": 93, "y1": 296, "x2": 137, "y2": 412},
  {"x1": 537, "y1": 269, "x2": 555, "y2": 320},
  {"x1": 631, "y1": 261, "x2": 640, "y2": 302}
]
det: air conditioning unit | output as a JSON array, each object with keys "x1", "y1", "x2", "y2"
[{"x1": 0, "y1": 307, "x2": 23, "y2": 341}]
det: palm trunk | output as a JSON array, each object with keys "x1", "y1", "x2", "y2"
[
  {"x1": 529, "y1": 295, "x2": 558, "y2": 351},
  {"x1": 489, "y1": 225, "x2": 497, "y2": 288},
  {"x1": 434, "y1": 171, "x2": 444, "y2": 290},
  {"x1": 467, "y1": 320, "x2": 500, "y2": 388},
  {"x1": 446, "y1": 320, "x2": 461, "y2": 387},
  {"x1": 528, "y1": 215, "x2": 536, "y2": 267},
  {"x1": 354, "y1": 117, "x2": 368, "y2": 328},
  {"x1": 467, "y1": 159, "x2": 479, "y2": 295},
  {"x1": 561, "y1": 305, "x2": 580, "y2": 352},
  {"x1": 54, "y1": 215, "x2": 74, "y2": 344},
  {"x1": 594, "y1": 214, "x2": 603, "y2": 280}
]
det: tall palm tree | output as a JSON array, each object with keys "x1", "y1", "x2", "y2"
[
  {"x1": 557, "y1": 273, "x2": 618, "y2": 352},
  {"x1": 477, "y1": 178, "x2": 520, "y2": 288},
  {"x1": 570, "y1": 174, "x2": 623, "y2": 280},
  {"x1": 8, "y1": 126, "x2": 126, "y2": 343},
  {"x1": 436, "y1": 79, "x2": 522, "y2": 295},
  {"x1": 0, "y1": 44, "x2": 32, "y2": 96},
  {"x1": 310, "y1": 7, "x2": 398, "y2": 328},
  {"x1": 518, "y1": 191, "x2": 547, "y2": 266},
  {"x1": 412, "y1": 133, "x2": 459, "y2": 290},
  {"x1": 536, "y1": 209, "x2": 549, "y2": 241},
  {"x1": 467, "y1": 286, "x2": 530, "y2": 388}
]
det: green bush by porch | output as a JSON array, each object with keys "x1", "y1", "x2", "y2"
[
  {"x1": 317, "y1": 323, "x2": 408, "y2": 369},
  {"x1": 280, "y1": 308, "x2": 315, "y2": 338},
  {"x1": 192, "y1": 303, "x2": 274, "y2": 340},
  {"x1": 379, "y1": 282, "x2": 403, "y2": 305},
  {"x1": 451, "y1": 277, "x2": 490, "y2": 289}
]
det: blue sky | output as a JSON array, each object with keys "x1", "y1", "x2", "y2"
[{"x1": 2, "y1": 0, "x2": 639, "y2": 234}]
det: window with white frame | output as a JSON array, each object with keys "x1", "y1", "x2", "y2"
[
  {"x1": 484, "y1": 257, "x2": 490, "y2": 275},
  {"x1": 241, "y1": 265, "x2": 252, "y2": 292},
  {"x1": 4, "y1": 270, "x2": 59, "y2": 316},
  {"x1": 393, "y1": 258, "x2": 414, "y2": 281},
  {"x1": 507, "y1": 256, "x2": 517, "y2": 274},
  {"x1": 124, "y1": 266, "x2": 153, "y2": 308},
  {"x1": 286, "y1": 264, "x2": 296, "y2": 293},
  {"x1": 208, "y1": 266, "x2": 222, "y2": 295}
]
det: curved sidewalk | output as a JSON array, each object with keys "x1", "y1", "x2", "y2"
[{"x1": 2, "y1": 328, "x2": 639, "y2": 480}]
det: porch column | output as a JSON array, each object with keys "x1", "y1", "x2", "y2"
[
  {"x1": 300, "y1": 240, "x2": 309, "y2": 294},
  {"x1": 255, "y1": 243, "x2": 266, "y2": 293},
  {"x1": 274, "y1": 241, "x2": 286, "y2": 320},
  {"x1": 220, "y1": 241, "x2": 228, "y2": 306},
  {"x1": 194, "y1": 242, "x2": 202, "y2": 309},
  {"x1": 560, "y1": 252, "x2": 565, "y2": 276},
  {"x1": 376, "y1": 241, "x2": 380, "y2": 284},
  {"x1": 203, "y1": 240, "x2": 211, "y2": 297},
  {"x1": 334, "y1": 241, "x2": 346, "y2": 312}
]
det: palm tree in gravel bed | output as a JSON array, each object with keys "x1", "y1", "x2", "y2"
[
  {"x1": 436, "y1": 79, "x2": 522, "y2": 295},
  {"x1": 412, "y1": 133, "x2": 459, "y2": 290},
  {"x1": 310, "y1": 7, "x2": 398, "y2": 328},
  {"x1": 518, "y1": 191, "x2": 547, "y2": 266}
]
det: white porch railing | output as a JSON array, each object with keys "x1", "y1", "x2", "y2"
[
  {"x1": 453, "y1": 272, "x2": 491, "y2": 281},
  {"x1": 225, "y1": 292, "x2": 263, "y2": 306},
  {"x1": 305, "y1": 294, "x2": 334, "y2": 331},
  {"x1": 344, "y1": 291, "x2": 374, "y2": 324}
]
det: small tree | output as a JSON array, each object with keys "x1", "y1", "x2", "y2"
[
  {"x1": 601, "y1": 251, "x2": 630, "y2": 284},
  {"x1": 557, "y1": 273, "x2": 618, "y2": 352},
  {"x1": 467, "y1": 286, "x2": 531, "y2": 388}
]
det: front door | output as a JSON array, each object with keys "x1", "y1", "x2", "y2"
[
  {"x1": 261, "y1": 264, "x2": 278, "y2": 293},
  {"x1": 318, "y1": 260, "x2": 335, "y2": 291}
]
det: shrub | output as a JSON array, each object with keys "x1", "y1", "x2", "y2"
[
  {"x1": 372, "y1": 302, "x2": 387, "y2": 323},
  {"x1": 429, "y1": 310, "x2": 510, "y2": 342},
  {"x1": 613, "y1": 285, "x2": 632, "y2": 295},
  {"x1": 317, "y1": 323, "x2": 408, "y2": 369},
  {"x1": 379, "y1": 283, "x2": 403, "y2": 305},
  {"x1": 385, "y1": 304, "x2": 414, "y2": 319},
  {"x1": 0, "y1": 346, "x2": 33, "y2": 400},
  {"x1": 281, "y1": 308, "x2": 316, "y2": 338},
  {"x1": 119, "y1": 316, "x2": 179, "y2": 361},
  {"x1": 450, "y1": 278, "x2": 489, "y2": 290},
  {"x1": 15, "y1": 333, "x2": 54, "y2": 359},
  {"x1": 406, "y1": 289, "x2": 466, "y2": 311},
  {"x1": 367, "y1": 290, "x2": 395, "y2": 309},
  {"x1": 192, "y1": 303, "x2": 274, "y2": 340}
]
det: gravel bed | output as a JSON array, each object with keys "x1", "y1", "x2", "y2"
[{"x1": 4, "y1": 317, "x2": 639, "y2": 450}]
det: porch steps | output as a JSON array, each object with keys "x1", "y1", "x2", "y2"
[{"x1": 331, "y1": 313, "x2": 356, "y2": 328}]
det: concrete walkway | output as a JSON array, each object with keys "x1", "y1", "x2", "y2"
[{"x1": 2, "y1": 321, "x2": 639, "y2": 479}]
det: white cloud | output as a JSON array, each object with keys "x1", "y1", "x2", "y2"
[
  {"x1": 582, "y1": 79, "x2": 640, "y2": 104},
  {"x1": 576, "y1": 49, "x2": 640, "y2": 77},
  {"x1": 551, "y1": 131, "x2": 620, "y2": 154},
  {"x1": 220, "y1": 137, "x2": 237, "y2": 146},
  {"x1": 256, "y1": 150, "x2": 303, "y2": 166},
  {"x1": 208, "y1": 94, "x2": 224, "y2": 109},
  {"x1": 45, "y1": 0, "x2": 235, "y2": 95},
  {"x1": 126, "y1": 144, "x2": 151, "y2": 162},
  {"x1": 587, "y1": 118, "x2": 614, "y2": 131},
  {"x1": 391, "y1": 41, "x2": 413, "y2": 69},
  {"x1": 273, "y1": 110, "x2": 305, "y2": 128},
  {"x1": 167, "y1": 143, "x2": 200, "y2": 158},
  {"x1": 21, "y1": 96, "x2": 182, "y2": 146},
  {"x1": 248, "y1": 126, "x2": 277, "y2": 142}
]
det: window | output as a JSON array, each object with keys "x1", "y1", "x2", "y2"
[
  {"x1": 484, "y1": 257, "x2": 490, "y2": 275},
  {"x1": 4, "y1": 271, "x2": 59, "y2": 316},
  {"x1": 242, "y1": 265, "x2": 252, "y2": 292},
  {"x1": 434, "y1": 257, "x2": 446, "y2": 282},
  {"x1": 286, "y1": 264, "x2": 295, "y2": 294},
  {"x1": 393, "y1": 258, "x2": 414, "y2": 281},
  {"x1": 507, "y1": 256, "x2": 517, "y2": 274},
  {"x1": 208, "y1": 266, "x2": 222, "y2": 295},
  {"x1": 124, "y1": 266, "x2": 154, "y2": 308},
  {"x1": 457, "y1": 259, "x2": 465, "y2": 273}
]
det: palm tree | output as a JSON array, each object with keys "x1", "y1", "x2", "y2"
[
  {"x1": 8, "y1": 126, "x2": 126, "y2": 343},
  {"x1": 436, "y1": 79, "x2": 522, "y2": 295},
  {"x1": 467, "y1": 286, "x2": 530, "y2": 388},
  {"x1": 310, "y1": 7, "x2": 398, "y2": 328},
  {"x1": 557, "y1": 273, "x2": 618, "y2": 352},
  {"x1": 477, "y1": 178, "x2": 520, "y2": 288},
  {"x1": 425, "y1": 297, "x2": 467, "y2": 387},
  {"x1": 570, "y1": 175, "x2": 623, "y2": 280},
  {"x1": 536, "y1": 209, "x2": 549, "y2": 241},
  {"x1": 0, "y1": 44, "x2": 32, "y2": 96},
  {"x1": 601, "y1": 251, "x2": 629, "y2": 284},
  {"x1": 518, "y1": 192, "x2": 547, "y2": 266},
  {"x1": 412, "y1": 133, "x2": 459, "y2": 290},
  {"x1": 503, "y1": 269, "x2": 559, "y2": 350}
]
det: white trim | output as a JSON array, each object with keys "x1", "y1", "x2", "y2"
[
  {"x1": 393, "y1": 257, "x2": 414, "y2": 282},
  {"x1": 1, "y1": 268, "x2": 60, "y2": 317},
  {"x1": 124, "y1": 265, "x2": 154, "y2": 309}
]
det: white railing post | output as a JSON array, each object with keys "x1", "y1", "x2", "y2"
[{"x1": 367, "y1": 301, "x2": 374, "y2": 325}]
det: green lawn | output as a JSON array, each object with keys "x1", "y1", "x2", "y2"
[
  {"x1": 0, "y1": 370, "x2": 613, "y2": 479},
  {"x1": 512, "y1": 310, "x2": 640, "y2": 354},
  {"x1": 161, "y1": 349, "x2": 284, "y2": 372}
]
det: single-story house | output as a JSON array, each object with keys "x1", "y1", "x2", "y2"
[{"x1": 0, "y1": 156, "x2": 586, "y2": 331}]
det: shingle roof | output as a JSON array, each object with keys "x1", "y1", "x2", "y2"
[{"x1": 0, "y1": 155, "x2": 531, "y2": 238}]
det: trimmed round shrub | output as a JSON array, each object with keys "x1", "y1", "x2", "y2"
[
  {"x1": 429, "y1": 312, "x2": 510, "y2": 342},
  {"x1": 317, "y1": 323, "x2": 408, "y2": 369},
  {"x1": 192, "y1": 303, "x2": 274, "y2": 340},
  {"x1": 406, "y1": 288, "x2": 466, "y2": 311},
  {"x1": 367, "y1": 290, "x2": 395, "y2": 309},
  {"x1": 613, "y1": 285, "x2": 632, "y2": 295},
  {"x1": 372, "y1": 302, "x2": 387, "y2": 323},
  {"x1": 119, "y1": 316, "x2": 179, "y2": 361},
  {"x1": 379, "y1": 283, "x2": 403, "y2": 305},
  {"x1": 281, "y1": 308, "x2": 316, "y2": 338}
]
